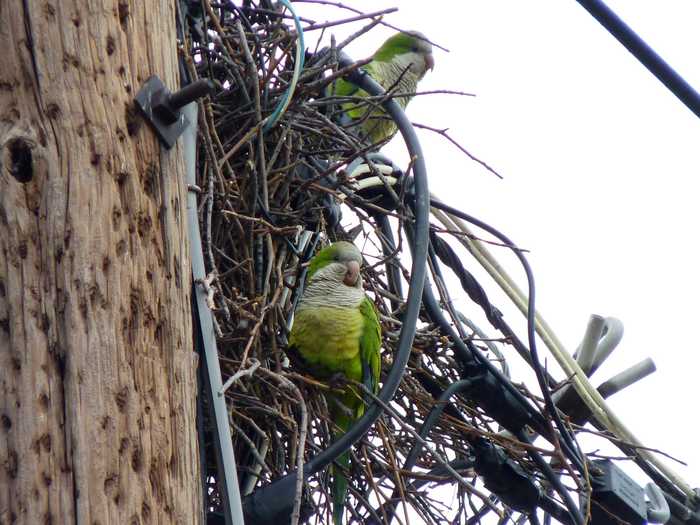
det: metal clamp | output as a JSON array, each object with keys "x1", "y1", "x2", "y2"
[
  {"x1": 135, "y1": 76, "x2": 214, "y2": 149},
  {"x1": 575, "y1": 315, "x2": 624, "y2": 376},
  {"x1": 554, "y1": 315, "x2": 656, "y2": 425},
  {"x1": 646, "y1": 483, "x2": 671, "y2": 523}
]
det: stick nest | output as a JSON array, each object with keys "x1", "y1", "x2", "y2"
[{"x1": 181, "y1": 2, "x2": 671, "y2": 523}]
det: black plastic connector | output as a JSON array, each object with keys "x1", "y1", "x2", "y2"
[
  {"x1": 472, "y1": 438, "x2": 541, "y2": 513},
  {"x1": 460, "y1": 361, "x2": 534, "y2": 436},
  {"x1": 588, "y1": 460, "x2": 647, "y2": 525}
]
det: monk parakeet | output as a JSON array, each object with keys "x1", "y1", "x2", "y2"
[
  {"x1": 331, "y1": 30, "x2": 434, "y2": 145},
  {"x1": 288, "y1": 241, "x2": 382, "y2": 525}
]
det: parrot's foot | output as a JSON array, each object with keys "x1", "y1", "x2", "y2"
[{"x1": 328, "y1": 372, "x2": 349, "y2": 390}]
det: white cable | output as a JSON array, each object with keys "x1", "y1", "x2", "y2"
[
  {"x1": 340, "y1": 170, "x2": 696, "y2": 500},
  {"x1": 430, "y1": 191, "x2": 697, "y2": 501}
]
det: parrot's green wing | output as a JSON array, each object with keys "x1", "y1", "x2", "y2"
[
  {"x1": 332, "y1": 297, "x2": 380, "y2": 525},
  {"x1": 331, "y1": 74, "x2": 362, "y2": 99},
  {"x1": 326, "y1": 31, "x2": 433, "y2": 146},
  {"x1": 359, "y1": 296, "x2": 381, "y2": 396},
  {"x1": 286, "y1": 241, "x2": 383, "y2": 525},
  {"x1": 328, "y1": 75, "x2": 372, "y2": 122}
]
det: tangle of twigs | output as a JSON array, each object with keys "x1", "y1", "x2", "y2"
[{"x1": 184, "y1": 2, "x2": 674, "y2": 523}]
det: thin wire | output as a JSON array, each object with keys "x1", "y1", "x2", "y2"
[
  {"x1": 263, "y1": 0, "x2": 305, "y2": 132},
  {"x1": 372, "y1": 379, "x2": 474, "y2": 525},
  {"x1": 427, "y1": 198, "x2": 586, "y2": 473},
  {"x1": 516, "y1": 431, "x2": 583, "y2": 525},
  {"x1": 575, "y1": 0, "x2": 700, "y2": 119},
  {"x1": 415, "y1": 271, "x2": 584, "y2": 525}
]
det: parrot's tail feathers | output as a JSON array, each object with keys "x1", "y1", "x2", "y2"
[
  {"x1": 329, "y1": 392, "x2": 358, "y2": 524},
  {"x1": 332, "y1": 450, "x2": 350, "y2": 525}
]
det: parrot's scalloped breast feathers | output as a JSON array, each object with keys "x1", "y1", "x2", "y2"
[
  {"x1": 373, "y1": 31, "x2": 432, "y2": 62},
  {"x1": 307, "y1": 241, "x2": 362, "y2": 281}
]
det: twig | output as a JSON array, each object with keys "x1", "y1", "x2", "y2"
[
  {"x1": 221, "y1": 358, "x2": 261, "y2": 395},
  {"x1": 301, "y1": 8, "x2": 398, "y2": 32},
  {"x1": 412, "y1": 121, "x2": 503, "y2": 179},
  {"x1": 257, "y1": 369, "x2": 308, "y2": 525},
  {"x1": 355, "y1": 382, "x2": 504, "y2": 518}
]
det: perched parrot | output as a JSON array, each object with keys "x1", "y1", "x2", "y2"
[
  {"x1": 331, "y1": 30, "x2": 435, "y2": 145},
  {"x1": 288, "y1": 241, "x2": 382, "y2": 525}
]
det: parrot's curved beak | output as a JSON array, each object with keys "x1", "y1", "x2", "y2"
[
  {"x1": 425, "y1": 53, "x2": 435, "y2": 72},
  {"x1": 343, "y1": 260, "x2": 361, "y2": 286}
]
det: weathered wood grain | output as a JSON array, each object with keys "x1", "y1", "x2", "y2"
[{"x1": 0, "y1": 1, "x2": 201, "y2": 523}]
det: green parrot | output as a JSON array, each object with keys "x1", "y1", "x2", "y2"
[
  {"x1": 288, "y1": 241, "x2": 382, "y2": 525},
  {"x1": 331, "y1": 30, "x2": 435, "y2": 145}
]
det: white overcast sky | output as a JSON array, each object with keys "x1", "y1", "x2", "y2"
[{"x1": 298, "y1": 0, "x2": 700, "y2": 504}]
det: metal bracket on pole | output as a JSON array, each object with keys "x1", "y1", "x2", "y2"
[{"x1": 135, "y1": 76, "x2": 214, "y2": 149}]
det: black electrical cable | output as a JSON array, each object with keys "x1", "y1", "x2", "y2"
[
  {"x1": 379, "y1": 261, "x2": 584, "y2": 524},
  {"x1": 427, "y1": 197, "x2": 586, "y2": 473},
  {"x1": 372, "y1": 226, "x2": 571, "y2": 523},
  {"x1": 420, "y1": 272, "x2": 547, "y2": 435},
  {"x1": 426, "y1": 202, "x2": 700, "y2": 524},
  {"x1": 386, "y1": 376, "x2": 578, "y2": 525},
  {"x1": 369, "y1": 203, "x2": 587, "y2": 522},
  {"x1": 375, "y1": 214, "x2": 404, "y2": 312},
  {"x1": 417, "y1": 246, "x2": 546, "y2": 433},
  {"x1": 515, "y1": 430, "x2": 583, "y2": 525},
  {"x1": 429, "y1": 229, "x2": 558, "y2": 388},
  {"x1": 528, "y1": 511, "x2": 542, "y2": 525},
  {"x1": 395, "y1": 195, "x2": 548, "y2": 442},
  {"x1": 369, "y1": 379, "x2": 471, "y2": 525},
  {"x1": 426, "y1": 224, "x2": 587, "y2": 473},
  {"x1": 403, "y1": 222, "x2": 585, "y2": 525},
  {"x1": 575, "y1": 0, "x2": 700, "y2": 119},
  {"x1": 241, "y1": 55, "x2": 431, "y2": 524}
]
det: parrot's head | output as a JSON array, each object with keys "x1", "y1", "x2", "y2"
[
  {"x1": 307, "y1": 241, "x2": 364, "y2": 289},
  {"x1": 374, "y1": 30, "x2": 435, "y2": 78}
]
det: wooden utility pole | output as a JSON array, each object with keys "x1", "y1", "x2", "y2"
[{"x1": 0, "y1": 2, "x2": 201, "y2": 523}]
